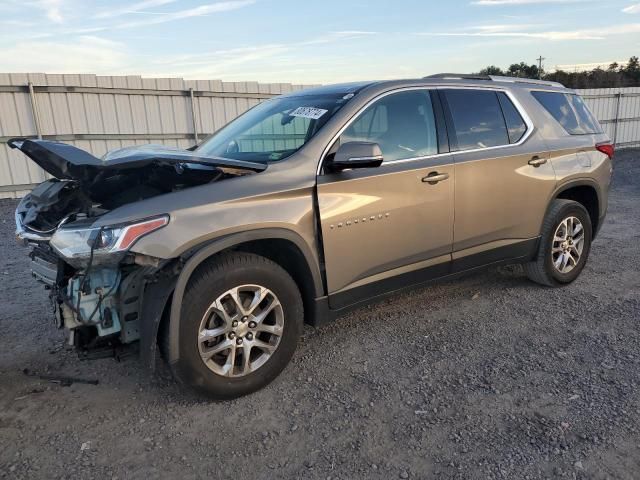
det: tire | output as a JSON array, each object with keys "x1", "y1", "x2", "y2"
[
  {"x1": 169, "y1": 252, "x2": 303, "y2": 399},
  {"x1": 524, "y1": 199, "x2": 592, "y2": 287}
]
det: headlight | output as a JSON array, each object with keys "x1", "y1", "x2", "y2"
[{"x1": 50, "y1": 215, "x2": 169, "y2": 267}]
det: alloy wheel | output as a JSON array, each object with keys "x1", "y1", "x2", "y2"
[
  {"x1": 551, "y1": 216, "x2": 585, "y2": 274},
  {"x1": 197, "y1": 285, "x2": 284, "y2": 377}
]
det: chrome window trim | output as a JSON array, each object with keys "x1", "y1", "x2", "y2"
[
  {"x1": 317, "y1": 85, "x2": 535, "y2": 175},
  {"x1": 347, "y1": 155, "x2": 384, "y2": 161}
]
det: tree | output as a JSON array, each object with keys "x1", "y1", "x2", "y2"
[
  {"x1": 506, "y1": 62, "x2": 540, "y2": 79},
  {"x1": 625, "y1": 56, "x2": 639, "y2": 73},
  {"x1": 479, "y1": 65, "x2": 504, "y2": 76},
  {"x1": 624, "y1": 56, "x2": 640, "y2": 82},
  {"x1": 476, "y1": 55, "x2": 640, "y2": 88}
]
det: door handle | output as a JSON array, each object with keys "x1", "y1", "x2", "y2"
[
  {"x1": 528, "y1": 156, "x2": 547, "y2": 167},
  {"x1": 422, "y1": 172, "x2": 450, "y2": 184}
]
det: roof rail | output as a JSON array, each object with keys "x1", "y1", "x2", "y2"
[
  {"x1": 424, "y1": 73, "x2": 491, "y2": 81},
  {"x1": 425, "y1": 73, "x2": 565, "y2": 88},
  {"x1": 488, "y1": 75, "x2": 565, "y2": 88}
]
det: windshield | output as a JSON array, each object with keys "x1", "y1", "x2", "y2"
[{"x1": 196, "y1": 93, "x2": 353, "y2": 163}]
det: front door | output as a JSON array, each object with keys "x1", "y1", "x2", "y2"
[{"x1": 316, "y1": 89, "x2": 455, "y2": 309}]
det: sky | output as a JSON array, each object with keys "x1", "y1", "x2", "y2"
[{"x1": 0, "y1": 0, "x2": 639, "y2": 84}]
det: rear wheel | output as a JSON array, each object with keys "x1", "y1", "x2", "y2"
[
  {"x1": 525, "y1": 199, "x2": 592, "y2": 287},
  {"x1": 170, "y1": 252, "x2": 303, "y2": 399}
]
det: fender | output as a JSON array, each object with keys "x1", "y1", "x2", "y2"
[
  {"x1": 547, "y1": 177, "x2": 604, "y2": 236},
  {"x1": 139, "y1": 271, "x2": 177, "y2": 371},
  {"x1": 552, "y1": 177, "x2": 602, "y2": 206},
  {"x1": 166, "y1": 228, "x2": 324, "y2": 365}
]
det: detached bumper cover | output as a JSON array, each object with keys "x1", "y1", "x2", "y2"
[{"x1": 16, "y1": 208, "x2": 53, "y2": 242}]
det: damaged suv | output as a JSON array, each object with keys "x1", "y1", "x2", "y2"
[{"x1": 13, "y1": 75, "x2": 613, "y2": 399}]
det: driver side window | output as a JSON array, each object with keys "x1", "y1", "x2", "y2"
[{"x1": 339, "y1": 90, "x2": 438, "y2": 162}]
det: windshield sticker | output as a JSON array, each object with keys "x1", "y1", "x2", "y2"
[{"x1": 289, "y1": 107, "x2": 328, "y2": 120}]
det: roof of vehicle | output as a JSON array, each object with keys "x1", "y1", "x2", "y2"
[
  {"x1": 282, "y1": 74, "x2": 570, "y2": 99},
  {"x1": 281, "y1": 81, "x2": 376, "y2": 97}
]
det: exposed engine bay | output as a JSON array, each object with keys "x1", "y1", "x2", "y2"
[{"x1": 11, "y1": 138, "x2": 265, "y2": 356}]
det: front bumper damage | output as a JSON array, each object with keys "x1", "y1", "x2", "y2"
[
  {"x1": 19, "y1": 223, "x2": 174, "y2": 361},
  {"x1": 11, "y1": 138, "x2": 264, "y2": 365}
]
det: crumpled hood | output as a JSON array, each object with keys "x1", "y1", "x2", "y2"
[
  {"x1": 11, "y1": 139, "x2": 269, "y2": 237},
  {"x1": 8, "y1": 139, "x2": 266, "y2": 182}
]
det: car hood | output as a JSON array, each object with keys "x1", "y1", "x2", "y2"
[
  {"x1": 11, "y1": 139, "x2": 269, "y2": 238},
  {"x1": 8, "y1": 138, "x2": 266, "y2": 182}
]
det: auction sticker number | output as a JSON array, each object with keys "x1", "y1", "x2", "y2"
[{"x1": 289, "y1": 107, "x2": 328, "y2": 120}]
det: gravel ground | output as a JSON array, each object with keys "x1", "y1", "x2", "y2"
[{"x1": 1, "y1": 149, "x2": 639, "y2": 480}]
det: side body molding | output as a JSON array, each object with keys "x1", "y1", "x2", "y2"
[{"x1": 166, "y1": 228, "x2": 324, "y2": 365}]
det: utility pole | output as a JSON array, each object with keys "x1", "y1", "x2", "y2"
[{"x1": 536, "y1": 56, "x2": 545, "y2": 78}]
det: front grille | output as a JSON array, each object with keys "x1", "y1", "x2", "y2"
[{"x1": 29, "y1": 246, "x2": 61, "y2": 286}]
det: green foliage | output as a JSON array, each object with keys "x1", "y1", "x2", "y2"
[
  {"x1": 476, "y1": 56, "x2": 640, "y2": 88},
  {"x1": 507, "y1": 62, "x2": 541, "y2": 79},
  {"x1": 478, "y1": 65, "x2": 504, "y2": 76},
  {"x1": 625, "y1": 56, "x2": 639, "y2": 76}
]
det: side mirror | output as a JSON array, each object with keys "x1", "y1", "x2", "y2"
[
  {"x1": 329, "y1": 142, "x2": 383, "y2": 171},
  {"x1": 226, "y1": 140, "x2": 240, "y2": 154}
]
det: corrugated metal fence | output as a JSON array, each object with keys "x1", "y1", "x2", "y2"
[
  {"x1": 577, "y1": 87, "x2": 640, "y2": 150},
  {"x1": 0, "y1": 73, "x2": 315, "y2": 198},
  {"x1": 0, "y1": 74, "x2": 638, "y2": 198}
]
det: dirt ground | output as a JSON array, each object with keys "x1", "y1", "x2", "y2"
[{"x1": 1, "y1": 149, "x2": 639, "y2": 480}]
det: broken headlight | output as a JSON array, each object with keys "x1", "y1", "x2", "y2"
[{"x1": 50, "y1": 215, "x2": 169, "y2": 268}]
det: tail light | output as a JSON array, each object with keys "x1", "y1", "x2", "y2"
[{"x1": 596, "y1": 142, "x2": 614, "y2": 159}]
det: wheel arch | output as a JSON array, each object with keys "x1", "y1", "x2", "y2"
[
  {"x1": 165, "y1": 228, "x2": 324, "y2": 365},
  {"x1": 552, "y1": 179, "x2": 602, "y2": 237}
]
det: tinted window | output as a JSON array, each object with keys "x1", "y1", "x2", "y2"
[
  {"x1": 532, "y1": 91, "x2": 602, "y2": 135},
  {"x1": 497, "y1": 92, "x2": 527, "y2": 143},
  {"x1": 443, "y1": 90, "x2": 509, "y2": 151},
  {"x1": 340, "y1": 90, "x2": 438, "y2": 162},
  {"x1": 569, "y1": 94, "x2": 602, "y2": 133}
]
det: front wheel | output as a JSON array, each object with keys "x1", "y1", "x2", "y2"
[
  {"x1": 169, "y1": 252, "x2": 303, "y2": 399},
  {"x1": 525, "y1": 199, "x2": 593, "y2": 287}
]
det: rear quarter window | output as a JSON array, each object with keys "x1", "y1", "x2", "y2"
[{"x1": 531, "y1": 91, "x2": 603, "y2": 135}]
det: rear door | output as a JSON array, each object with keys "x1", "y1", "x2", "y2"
[
  {"x1": 316, "y1": 89, "x2": 454, "y2": 309},
  {"x1": 439, "y1": 88, "x2": 557, "y2": 270}
]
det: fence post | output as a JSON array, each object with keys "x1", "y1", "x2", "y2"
[
  {"x1": 612, "y1": 92, "x2": 622, "y2": 147},
  {"x1": 27, "y1": 82, "x2": 42, "y2": 140},
  {"x1": 189, "y1": 88, "x2": 199, "y2": 144}
]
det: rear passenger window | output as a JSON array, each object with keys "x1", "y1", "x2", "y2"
[
  {"x1": 497, "y1": 92, "x2": 527, "y2": 143},
  {"x1": 442, "y1": 90, "x2": 509, "y2": 151},
  {"x1": 531, "y1": 91, "x2": 602, "y2": 135}
]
